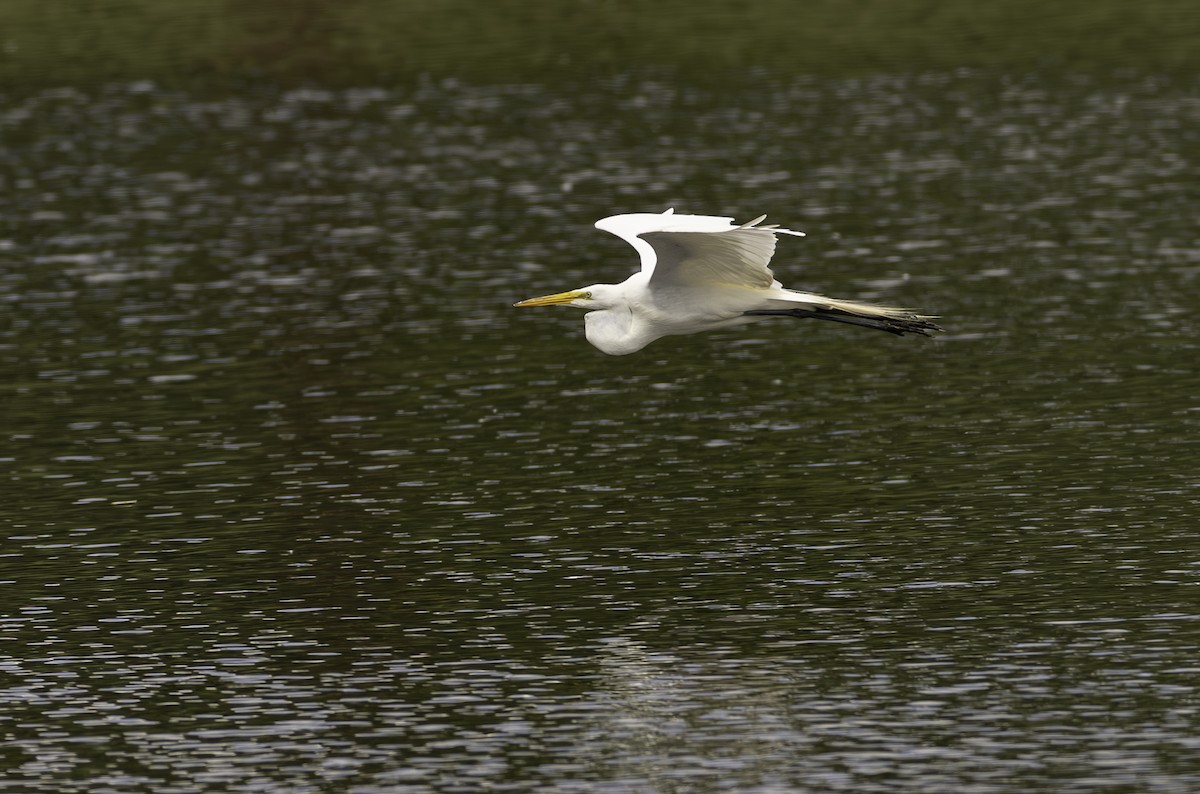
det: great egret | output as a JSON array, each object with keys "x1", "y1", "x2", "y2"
[{"x1": 514, "y1": 209, "x2": 941, "y2": 356}]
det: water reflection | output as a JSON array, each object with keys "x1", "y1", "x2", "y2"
[{"x1": 2, "y1": 73, "x2": 1200, "y2": 791}]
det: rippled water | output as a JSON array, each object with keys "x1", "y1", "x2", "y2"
[{"x1": 3, "y1": 74, "x2": 1200, "y2": 791}]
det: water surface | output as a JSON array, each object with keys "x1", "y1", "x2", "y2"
[{"x1": 2, "y1": 73, "x2": 1200, "y2": 791}]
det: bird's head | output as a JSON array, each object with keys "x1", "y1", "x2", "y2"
[
  {"x1": 513, "y1": 284, "x2": 616, "y2": 311},
  {"x1": 514, "y1": 283, "x2": 643, "y2": 355}
]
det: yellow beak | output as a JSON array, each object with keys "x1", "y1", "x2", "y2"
[{"x1": 513, "y1": 290, "x2": 588, "y2": 308}]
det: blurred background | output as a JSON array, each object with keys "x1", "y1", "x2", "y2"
[
  {"x1": 2, "y1": 3, "x2": 1200, "y2": 793},
  {"x1": 2, "y1": 0, "x2": 1200, "y2": 86}
]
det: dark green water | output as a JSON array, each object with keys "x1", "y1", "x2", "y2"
[{"x1": 3, "y1": 72, "x2": 1200, "y2": 791}]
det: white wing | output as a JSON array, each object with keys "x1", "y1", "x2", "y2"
[{"x1": 594, "y1": 208, "x2": 805, "y2": 289}]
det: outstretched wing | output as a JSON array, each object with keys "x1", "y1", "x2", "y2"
[{"x1": 594, "y1": 208, "x2": 805, "y2": 289}]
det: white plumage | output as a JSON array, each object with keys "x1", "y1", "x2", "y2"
[{"x1": 515, "y1": 209, "x2": 940, "y2": 355}]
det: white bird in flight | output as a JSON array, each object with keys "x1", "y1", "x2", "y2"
[{"x1": 514, "y1": 209, "x2": 941, "y2": 356}]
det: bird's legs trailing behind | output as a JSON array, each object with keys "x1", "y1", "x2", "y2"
[{"x1": 743, "y1": 307, "x2": 942, "y2": 337}]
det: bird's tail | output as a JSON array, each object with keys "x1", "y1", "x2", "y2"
[{"x1": 749, "y1": 293, "x2": 942, "y2": 337}]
